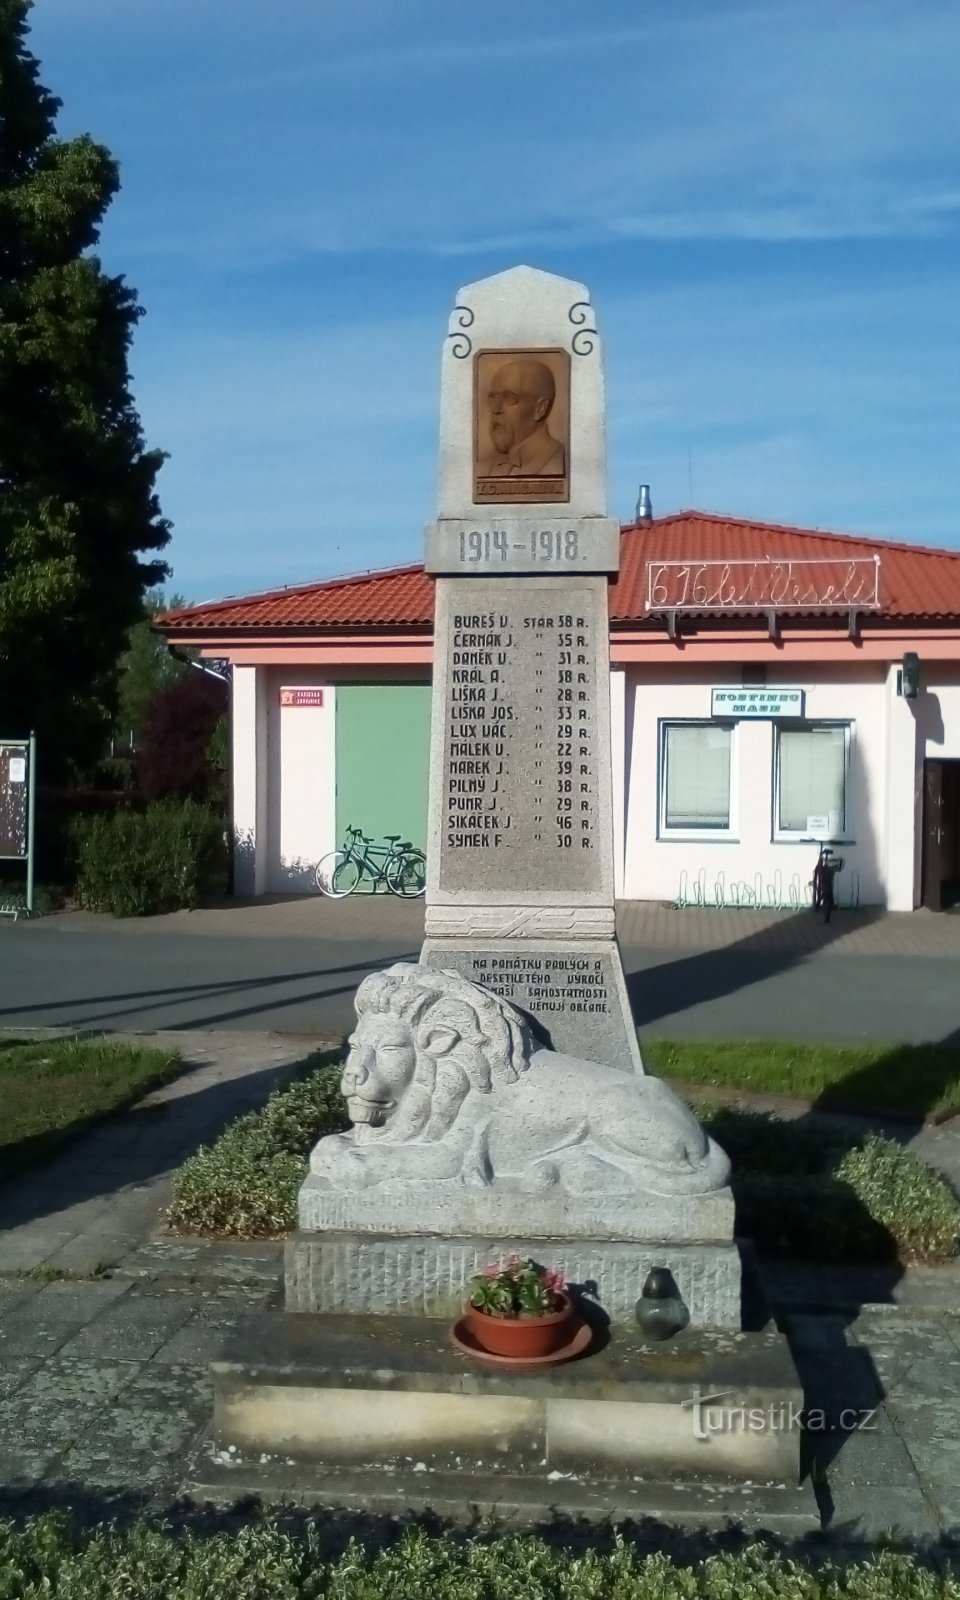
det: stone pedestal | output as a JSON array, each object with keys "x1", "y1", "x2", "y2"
[
  {"x1": 187, "y1": 1312, "x2": 818, "y2": 1530},
  {"x1": 286, "y1": 1231, "x2": 743, "y2": 1328}
]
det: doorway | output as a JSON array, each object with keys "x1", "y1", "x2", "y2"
[{"x1": 922, "y1": 759, "x2": 960, "y2": 910}]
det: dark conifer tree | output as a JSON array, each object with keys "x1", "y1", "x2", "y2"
[{"x1": 0, "y1": 0, "x2": 170, "y2": 776}]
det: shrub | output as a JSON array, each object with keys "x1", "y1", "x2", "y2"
[
  {"x1": 702, "y1": 1106, "x2": 960, "y2": 1264},
  {"x1": 137, "y1": 668, "x2": 227, "y2": 802},
  {"x1": 166, "y1": 1055, "x2": 346, "y2": 1235},
  {"x1": 0, "y1": 1521, "x2": 956, "y2": 1598},
  {"x1": 73, "y1": 797, "x2": 226, "y2": 916},
  {"x1": 168, "y1": 1060, "x2": 960, "y2": 1264}
]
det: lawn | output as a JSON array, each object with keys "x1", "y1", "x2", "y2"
[
  {"x1": 0, "y1": 1035, "x2": 181, "y2": 1175},
  {"x1": 645, "y1": 1038, "x2": 960, "y2": 1121}
]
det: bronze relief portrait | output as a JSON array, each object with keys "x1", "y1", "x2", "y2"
[{"x1": 473, "y1": 348, "x2": 570, "y2": 504}]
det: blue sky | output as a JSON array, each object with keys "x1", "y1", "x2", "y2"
[{"x1": 30, "y1": 0, "x2": 960, "y2": 600}]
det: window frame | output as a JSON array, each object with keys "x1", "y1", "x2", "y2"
[
  {"x1": 772, "y1": 720, "x2": 853, "y2": 843},
  {"x1": 658, "y1": 718, "x2": 737, "y2": 842}
]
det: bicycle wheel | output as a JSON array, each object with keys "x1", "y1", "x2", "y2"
[
  {"x1": 315, "y1": 851, "x2": 360, "y2": 897},
  {"x1": 386, "y1": 850, "x2": 426, "y2": 898}
]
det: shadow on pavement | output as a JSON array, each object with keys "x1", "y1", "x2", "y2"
[
  {"x1": 0, "y1": 1050, "x2": 327, "y2": 1231},
  {"x1": 626, "y1": 908, "x2": 888, "y2": 1031},
  {"x1": 0, "y1": 953, "x2": 419, "y2": 1032},
  {"x1": 0, "y1": 1477, "x2": 957, "y2": 1560}
]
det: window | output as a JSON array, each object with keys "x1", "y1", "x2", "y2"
[
  {"x1": 660, "y1": 722, "x2": 733, "y2": 835},
  {"x1": 775, "y1": 724, "x2": 850, "y2": 838}
]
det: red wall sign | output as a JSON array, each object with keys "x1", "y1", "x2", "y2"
[{"x1": 279, "y1": 688, "x2": 325, "y2": 708}]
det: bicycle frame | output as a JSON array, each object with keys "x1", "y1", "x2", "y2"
[{"x1": 341, "y1": 828, "x2": 410, "y2": 890}]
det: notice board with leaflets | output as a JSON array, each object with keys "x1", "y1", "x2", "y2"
[{"x1": 0, "y1": 735, "x2": 36, "y2": 917}]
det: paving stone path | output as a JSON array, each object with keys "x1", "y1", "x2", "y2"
[{"x1": 1, "y1": 1025, "x2": 959, "y2": 1544}]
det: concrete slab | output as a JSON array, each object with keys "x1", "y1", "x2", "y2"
[
  {"x1": 212, "y1": 1313, "x2": 803, "y2": 1486},
  {"x1": 183, "y1": 1439, "x2": 820, "y2": 1533}
]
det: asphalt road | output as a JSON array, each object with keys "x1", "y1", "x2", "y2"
[{"x1": 2, "y1": 911, "x2": 960, "y2": 1045}]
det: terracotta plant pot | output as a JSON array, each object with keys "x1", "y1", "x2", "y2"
[{"x1": 464, "y1": 1293, "x2": 575, "y2": 1359}]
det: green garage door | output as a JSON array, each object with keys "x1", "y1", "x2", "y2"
[{"x1": 335, "y1": 684, "x2": 431, "y2": 853}]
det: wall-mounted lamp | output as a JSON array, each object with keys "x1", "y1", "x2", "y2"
[{"x1": 899, "y1": 652, "x2": 921, "y2": 699}]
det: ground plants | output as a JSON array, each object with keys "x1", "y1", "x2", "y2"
[
  {"x1": 166, "y1": 1053, "x2": 345, "y2": 1236},
  {"x1": 0, "y1": 1519, "x2": 957, "y2": 1599},
  {"x1": 0, "y1": 1035, "x2": 179, "y2": 1175},
  {"x1": 167, "y1": 1052, "x2": 960, "y2": 1264},
  {"x1": 701, "y1": 1105, "x2": 960, "y2": 1263},
  {"x1": 72, "y1": 797, "x2": 226, "y2": 915}
]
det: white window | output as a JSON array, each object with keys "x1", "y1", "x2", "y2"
[
  {"x1": 660, "y1": 722, "x2": 733, "y2": 836},
  {"x1": 775, "y1": 724, "x2": 850, "y2": 839}
]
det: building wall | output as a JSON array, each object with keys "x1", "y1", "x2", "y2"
[
  {"x1": 267, "y1": 670, "x2": 337, "y2": 892},
  {"x1": 622, "y1": 663, "x2": 892, "y2": 909},
  {"x1": 924, "y1": 671, "x2": 960, "y2": 758},
  {"x1": 232, "y1": 658, "x2": 960, "y2": 909}
]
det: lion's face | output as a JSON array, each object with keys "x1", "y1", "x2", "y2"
[{"x1": 340, "y1": 1012, "x2": 417, "y2": 1127}]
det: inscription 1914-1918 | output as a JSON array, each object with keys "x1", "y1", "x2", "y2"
[{"x1": 436, "y1": 579, "x2": 606, "y2": 898}]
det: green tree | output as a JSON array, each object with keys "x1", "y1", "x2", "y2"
[
  {"x1": 0, "y1": 0, "x2": 170, "y2": 778},
  {"x1": 114, "y1": 588, "x2": 190, "y2": 746}
]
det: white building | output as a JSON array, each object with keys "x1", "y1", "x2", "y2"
[{"x1": 159, "y1": 511, "x2": 960, "y2": 913}]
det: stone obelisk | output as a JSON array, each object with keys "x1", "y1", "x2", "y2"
[{"x1": 420, "y1": 266, "x2": 641, "y2": 1073}]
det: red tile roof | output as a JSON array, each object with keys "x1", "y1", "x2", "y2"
[{"x1": 157, "y1": 512, "x2": 960, "y2": 635}]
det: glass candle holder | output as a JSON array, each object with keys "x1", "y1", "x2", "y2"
[{"x1": 635, "y1": 1266, "x2": 689, "y2": 1341}]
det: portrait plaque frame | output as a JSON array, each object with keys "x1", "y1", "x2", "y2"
[{"x1": 473, "y1": 347, "x2": 570, "y2": 505}]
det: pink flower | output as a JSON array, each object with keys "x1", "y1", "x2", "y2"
[
  {"x1": 544, "y1": 1268, "x2": 567, "y2": 1293},
  {"x1": 482, "y1": 1262, "x2": 501, "y2": 1278},
  {"x1": 506, "y1": 1252, "x2": 523, "y2": 1267}
]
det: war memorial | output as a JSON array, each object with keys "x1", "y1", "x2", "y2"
[{"x1": 203, "y1": 268, "x2": 812, "y2": 1526}]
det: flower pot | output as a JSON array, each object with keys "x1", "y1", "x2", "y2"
[{"x1": 464, "y1": 1293, "x2": 575, "y2": 1359}]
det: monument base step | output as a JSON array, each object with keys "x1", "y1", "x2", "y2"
[
  {"x1": 210, "y1": 1312, "x2": 803, "y2": 1489},
  {"x1": 183, "y1": 1444, "x2": 820, "y2": 1535},
  {"x1": 284, "y1": 1231, "x2": 743, "y2": 1327}
]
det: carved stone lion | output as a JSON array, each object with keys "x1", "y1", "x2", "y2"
[{"x1": 308, "y1": 963, "x2": 730, "y2": 1198}]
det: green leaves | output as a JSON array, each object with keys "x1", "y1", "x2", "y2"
[
  {"x1": 701, "y1": 1105, "x2": 960, "y2": 1264},
  {"x1": 0, "y1": 1520, "x2": 956, "y2": 1599},
  {"x1": 166, "y1": 1057, "x2": 347, "y2": 1236},
  {"x1": 0, "y1": 1, "x2": 169, "y2": 779}
]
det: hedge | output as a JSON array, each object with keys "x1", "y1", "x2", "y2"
[
  {"x1": 72, "y1": 797, "x2": 226, "y2": 916},
  {"x1": 0, "y1": 1521, "x2": 957, "y2": 1600},
  {"x1": 167, "y1": 1060, "x2": 960, "y2": 1263}
]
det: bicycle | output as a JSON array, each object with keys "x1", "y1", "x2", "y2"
[
  {"x1": 811, "y1": 843, "x2": 844, "y2": 923},
  {"x1": 315, "y1": 826, "x2": 427, "y2": 899}
]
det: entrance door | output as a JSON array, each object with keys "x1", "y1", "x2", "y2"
[{"x1": 922, "y1": 759, "x2": 960, "y2": 910}]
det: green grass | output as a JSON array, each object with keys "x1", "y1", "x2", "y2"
[
  {"x1": 0, "y1": 1519, "x2": 957, "y2": 1598},
  {"x1": 646, "y1": 1038, "x2": 960, "y2": 1121},
  {"x1": 0, "y1": 1035, "x2": 181, "y2": 1175}
]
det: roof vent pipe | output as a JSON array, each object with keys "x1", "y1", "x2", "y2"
[{"x1": 636, "y1": 484, "x2": 653, "y2": 522}]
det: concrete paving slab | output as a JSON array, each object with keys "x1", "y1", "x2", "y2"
[
  {"x1": 0, "y1": 1357, "x2": 44, "y2": 1400},
  {"x1": 57, "y1": 1303, "x2": 197, "y2": 1363},
  {"x1": 820, "y1": 1483, "x2": 943, "y2": 1543},
  {"x1": 28, "y1": 1279, "x2": 131, "y2": 1321},
  {"x1": 0, "y1": 1317, "x2": 88, "y2": 1359}
]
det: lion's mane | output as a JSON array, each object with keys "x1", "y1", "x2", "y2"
[{"x1": 353, "y1": 964, "x2": 535, "y2": 1141}]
